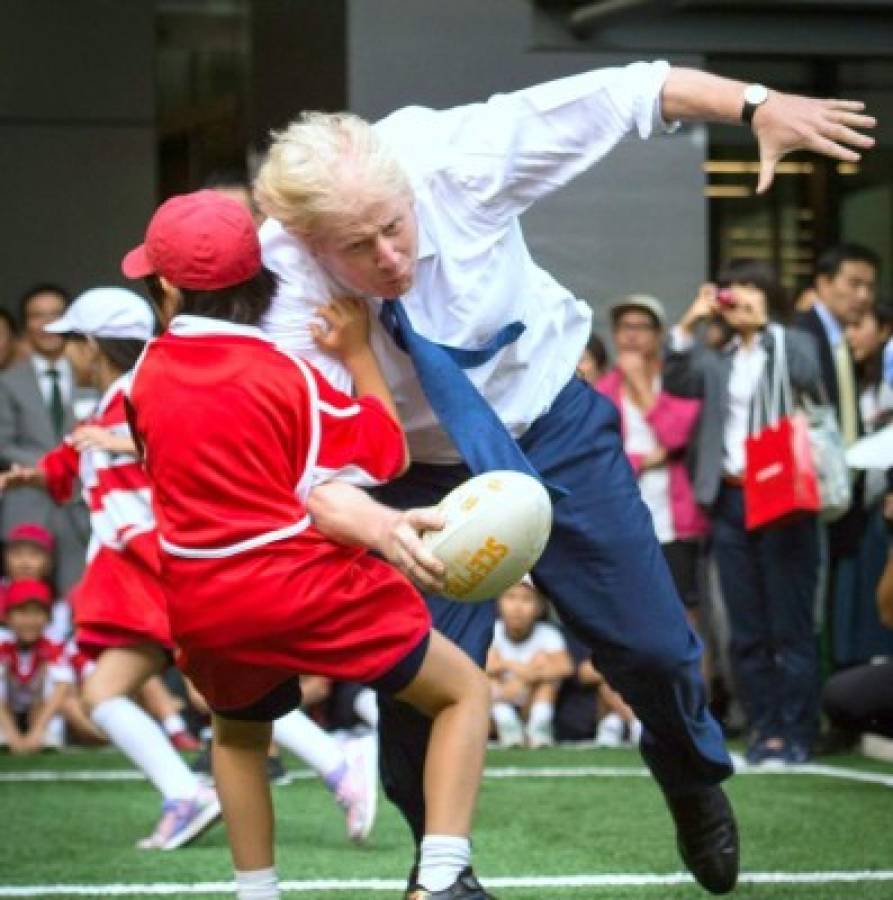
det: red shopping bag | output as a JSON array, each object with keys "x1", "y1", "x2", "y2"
[{"x1": 744, "y1": 411, "x2": 820, "y2": 530}]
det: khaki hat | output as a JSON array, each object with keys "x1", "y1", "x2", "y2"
[{"x1": 609, "y1": 294, "x2": 666, "y2": 329}]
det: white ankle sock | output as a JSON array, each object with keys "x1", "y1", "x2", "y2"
[
  {"x1": 353, "y1": 688, "x2": 379, "y2": 728},
  {"x1": 234, "y1": 866, "x2": 280, "y2": 900},
  {"x1": 272, "y1": 709, "x2": 344, "y2": 780},
  {"x1": 162, "y1": 712, "x2": 188, "y2": 736},
  {"x1": 528, "y1": 701, "x2": 553, "y2": 731},
  {"x1": 91, "y1": 696, "x2": 199, "y2": 800},
  {"x1": 418, "y1": 834, "x2": 470, "y2": 891}
]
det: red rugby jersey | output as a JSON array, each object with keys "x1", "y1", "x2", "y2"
[{"x1": 128, "y1": 315, "x2": 406, "y2": 558}]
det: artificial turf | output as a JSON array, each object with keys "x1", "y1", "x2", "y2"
[{"x1": 2, "y1": 745, "x2": 892, "y2": 898}]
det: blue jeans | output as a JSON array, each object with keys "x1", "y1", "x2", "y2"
[
  {"x1": 710, "y1": 484, "x2": 821, "y2": 748},
  {"x1": 374, "y1": 378, "x2": 732, "y2": 843}
]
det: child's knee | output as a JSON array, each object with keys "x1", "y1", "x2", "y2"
[{"x1": 213, "y1": 714, "x2": 271, "y2": 751}]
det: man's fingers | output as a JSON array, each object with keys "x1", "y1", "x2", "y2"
[
  {"x1": 808, "y1": 133, "x2": 862, "y2": 163},
  {"x1": 822, "y1": 121, "x2": 875, "y2": 150},
  {"x1": 822, "y1": 99, "x2": 866, "y2": 112},
  {"x1": 828, "y1": 110, "x2": 876, "y2": 131},
  {"x1": 756, "y1": 153, "x2": 777, "y2": 195}
]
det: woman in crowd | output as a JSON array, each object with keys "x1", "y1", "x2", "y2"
[{"x1": 664, "y1": 259, "x2": 824, "y2": 766}]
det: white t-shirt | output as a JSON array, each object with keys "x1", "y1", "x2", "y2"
[
  {"x1": 491, "y1": 619, "x2": 566, "y2": 664},
  {"x1": 261, "y1": 61, "x2": 673, "y2": 463},
  {"x1": 621, "y1": 392, "x2": 674, "y2": 543}
]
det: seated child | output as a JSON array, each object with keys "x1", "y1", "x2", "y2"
[
  {"x1": 0, "y1": 579, "x2": 74, "y2": 752},
  {"x1": 2, "y1": 523, "x2": 71, "y2": 643},
  {"x1": 487, "y1": 577, "x2": 573, "y2": 748},
  {"x1": 122, "y1": 190, "x2": 492, "y2": 900},
  {"x1": 579, "y1": 660, "x2": 643, "y2": 748}
]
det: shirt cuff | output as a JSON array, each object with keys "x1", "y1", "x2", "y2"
[{"x1": 669, "y1": 326, "x2": 695, "y2": 352}]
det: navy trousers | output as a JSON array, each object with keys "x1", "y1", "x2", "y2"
[
  {"x1": 373, "y1": 378, "x2": 732, "y2": 844},
  {"x1": 710, "y1": 484, "x2": 821, "y2": 749}
]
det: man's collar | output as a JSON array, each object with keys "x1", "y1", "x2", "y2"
[{"x1": 812, "y1": 300, "x2": 843, "y2": 347}]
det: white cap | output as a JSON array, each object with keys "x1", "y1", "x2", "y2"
[{"x1": 44, "y1": 287, "x2": 155, "y2": 340}]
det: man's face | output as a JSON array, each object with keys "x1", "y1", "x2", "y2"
[
  {"x1": 25, "y1": 291, "x2": 66, "y2": 357},
  {"x1": 817, "y1": 260, "x2": 877, "y2": 326},
  {"x1": 304, "y1": 192, "x2": 418, "y2": 299},
  {"x1": 613, "y1": 310, "x2": 661, "y2": 359}
]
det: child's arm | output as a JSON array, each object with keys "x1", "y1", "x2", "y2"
[
  {"x1": 0, "y1": 463, "x2": 46, "y2": 493},
  {"x1": 0, "y1": 700, "x2": 26, "y2": 754},
  {"x1": 311, "y1": 297, "x2": 409, "y2": 467},
  {"x1": 22, "y1": 682, "x2": 69, "y2": 752},
  {"x1": 307, "y1": 481, "x2": 446, "y2": 593},
  {"x1": 70, "y1": 426, "x2": 137, "y2": 456}
]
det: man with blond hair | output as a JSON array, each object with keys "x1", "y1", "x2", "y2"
[{"x1": 254, "y1": 61, "x2": 875, "y2": 898}]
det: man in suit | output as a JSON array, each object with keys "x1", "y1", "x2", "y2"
[
  {"x1": 794, "y1": 243, "x2": 879, "y2": 560},
  {"x1": 0, "y1": 284, "x2": 90, "y2": 593}
]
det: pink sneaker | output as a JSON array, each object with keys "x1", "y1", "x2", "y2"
[
  {"x1": 136, "y1": 785, "x2": 221, "y2": 850},
  {"x1": 334, "y1": 733, "x2": 378, "y2": 843}
]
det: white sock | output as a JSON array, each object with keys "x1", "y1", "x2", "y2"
[
  {"x1": 418, "y1": 835, "x2": 471, "y2": 891},
  {"x1": 272, "y1": 709, "x2": 344, "y2": 780},
  {"x1": 234, "y1": 867, "x2": 280, "y2": 900},
  {"x1": 91, "y1": 696, "x2": 199, "y2": 800},
  {"x1": 528, "y1": 701, "x2": 553, "y2": 732},
  {"x1": 162, "y1": 712, "x2": 188, "y2": 736},
  {"x1": 353, "y1": 688, "x2": 379, "y2": 728}
]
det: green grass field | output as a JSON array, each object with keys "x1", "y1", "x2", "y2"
[{"x1": 2, "y1": 745, "x2": 893, "y2": 898}]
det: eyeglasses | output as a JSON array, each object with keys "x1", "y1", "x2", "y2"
[{"x1": 614, "y1": 320, "x2": 658, "y2": 334}]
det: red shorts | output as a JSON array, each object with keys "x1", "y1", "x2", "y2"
[
  {"x1": 161, "y1": 528, "x2": 432, "y2": 713},
  {"x1": 71, "y1": 537, "x2": 173, "y2": 653}
]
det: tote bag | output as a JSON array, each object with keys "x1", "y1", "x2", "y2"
[{"x1": 743, "y1": 326, "x2": 821, "y2": 530}]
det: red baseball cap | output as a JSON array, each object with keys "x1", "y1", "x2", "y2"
[
  {"x1": 121, "y1": 190, "x2": 262, "y2": 291},
  {"x1": 5, "y1": 578, "x2": 52, "y2": 612},
  {"x1": 6, "y1": 523, "x2": 54, "y2": 553}
]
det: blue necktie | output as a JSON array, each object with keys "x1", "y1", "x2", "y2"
[{"x1": 379, "y1": 299, "x2": 567, "y2": 501}]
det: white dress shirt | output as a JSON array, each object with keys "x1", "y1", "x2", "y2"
[
  {"x1": 30, "y1": 354, "x2": 73, "y2": 407},
  {"x1": 669, "y1": 327, "x2": 767, "y2": 478},
  {"x1": 262, "y1": 61, "x2": 673, "y2": 463}
]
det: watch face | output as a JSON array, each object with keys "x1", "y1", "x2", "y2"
[{"x1": 745, "y1": 84, "x2": 769, "y2": 105}]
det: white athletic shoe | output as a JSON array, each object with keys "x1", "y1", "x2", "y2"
[
  {"x1": 493, "y1": 703, "x2": 525, "y2": 749},
  {"x1": 526, "y1": 720, "x2": 555, "y2": 749},
  {"x1": 136, "y1": 784, "x2": 221, "y2": 851},
  {"x1": 627, "y1": 718, "x2": 643, "y2": 747},
  {"x1": 335, "y1": 732, "x2": 378, "y2": 843},
  {"x1": 595, "y1": 712, "x2": 625, "y2": 748}
]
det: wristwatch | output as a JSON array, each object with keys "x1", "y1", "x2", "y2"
[{"x1": 741, "y1": 83, "x2": 770, "y2": 125}]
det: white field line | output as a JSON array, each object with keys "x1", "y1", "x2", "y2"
[
  {"x1": 3, "y1": 871, "x2": 893, "y2": 895},
  {"x1": 2, "y1": 762, "x2": 893, "y2": 788}
]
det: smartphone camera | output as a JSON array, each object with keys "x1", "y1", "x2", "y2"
[{"x1": 717, "y1": 288, "x2": 736, "y2": 309}]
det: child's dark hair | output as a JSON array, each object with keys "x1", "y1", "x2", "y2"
[
  {"x1": 94, "y1": 339, "x2": 148, "y2": 373},
  {"x1": 178, "y1": 267, "x2": 277, "y2": 327},
  {"x1": 717, "y1": 258, "x2": 790, "y2": 323}
]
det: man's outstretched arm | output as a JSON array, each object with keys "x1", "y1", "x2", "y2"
[{"x1": 660, "y1": 68, "x2": 876, "y2": 194}]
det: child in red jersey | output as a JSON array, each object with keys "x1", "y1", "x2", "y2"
[
  {"x1": 0, "y1": 288, "x2": 220, "y2": 850},
  {"x1": 123, "y1": 191, "x2": 491, "y2": 900},
  {"x1": 0, "y1": 579, "x2": 74, "y2": 752}
]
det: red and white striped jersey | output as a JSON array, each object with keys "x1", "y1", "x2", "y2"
[
  {"x1": 40, "y1": 374, "x2": 155, "y2": 565},
  {"x1": 0, "y1": 637, "x2": 73, "y2": 713},
  {"x1": 128, "y1": 316, "x2": 406, "y2": 559}
]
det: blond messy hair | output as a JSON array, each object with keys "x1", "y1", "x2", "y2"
[{"x1": 254, "y1": 111, "x2": 412, "y2": 236}]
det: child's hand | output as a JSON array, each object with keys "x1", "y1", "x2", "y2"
[
  {"x1": 0, "y1": 463, "x2": 43, "y2": 493},
  {"x1": 310, "y1": 297, "x2": 371, "y2": 362}
]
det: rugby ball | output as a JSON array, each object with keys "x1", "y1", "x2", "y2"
[{"x1": 421, "y1": 470, "x2": 552, "y2": 603}]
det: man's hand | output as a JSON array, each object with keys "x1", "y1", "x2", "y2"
[
  {"x1": 753, "y1": 94, "x2": 875, "y2": 193},
  {"x1": 376, "y1": 506, "x2": 447, "y2": 594},
  {"x1": 0, "y1": 463, "x2": 44, "y2": 493}
]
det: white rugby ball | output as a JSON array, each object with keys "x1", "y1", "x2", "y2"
[{"x1": 421, "y1": 470, "x2": 552, "y2": 603}]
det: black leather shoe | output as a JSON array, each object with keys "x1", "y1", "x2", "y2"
[
  {"x1": 666, "y1": 785, "x2": 739, "y2": 894},
  {"x1": 405, "y1": 867, "x2": 496, "y2": 899}
]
